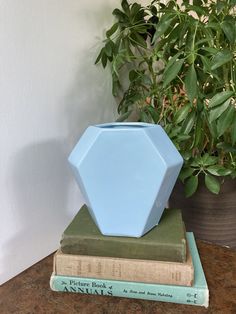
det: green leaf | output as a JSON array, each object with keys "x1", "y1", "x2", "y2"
[
  {"x1": 206, "y1": 22, "x2": 221, "y2": 30},
  {"x1": 196, "y1": 99, "x2": 204, "y2": 112},
  {"x1": 217, "y1": 168, "x2": 233, "y2": 176},
  {"x1": 221, "y1": 20, "x2": 236, "y2": 43},
  {"x1": 129, "y1": 70, "x2": 139, "y2": 82},
  {"x1": 150, "y1": 5, "x2": 157, "y2": 16},
  {"x1": 146, "y1": 106, "x2": 159, "y2": 124},
  {"x1": 177, "y1": 134, "x2": 191, "y2": 141},
  {"x1": 209, "y1": 98, "x2": 231, "y2": 122},
  {"x1": 152, "y1": 14, "x2": 176, "y2": 43},
  {"x1": 164, "y1": 52, "x2": 183, "y2": 73},
  {"x1": 140, "y1": 110, "x2": 151, "y2": 123},
  {"x1": 193, "y1": 0, "x2": 203, "y2": 5},
  {"x1": 168, "y1": 125, "x2": 181, "y2": 138},
  {"x1": 216, "y1": 1, "x2": 225, "y2": 13},
  {"x1": 193, "y1": 114, "x2": 203, "y2": 147},
  {"x1": 186, "y1": 4, "x2": 207, "y2": 15},
  {"x1": 121, "y1": 0, "x2": 130, "y2": 14},
  {"x1": 116, "y1": 111, "x2": 132, "y2": 122},
  {"x1": 200, "y1": 55, "x2": 211, "y2": 72},
  {"x1": 112, "y1": 73, "x2": 121, "y2": 97},
  {"x1": 217, "y1": 105, "x2": 235, "y2": 137},
  {"x1": 207, "y1": 165, "x2": 223, "y2": 176},
  {"x1": 195, "y1": 38, "x2": 209, "y2": 46},
  {"x1": 185, "y1": 175, "x2": 198, "y2": 197},
  {"x1": 104, "y1": 41, "x2": 113, "y2": 57},
  {"x1": 166, "y1": 24, "x2": 182, "y2": 45},
  {"x1": 95, "y1": 48, "x2": 103, "y2": 65},
  {"x1": 182, "y1": 111, "x2": 196, "y2": 134},
  {"x1": 207, "y1": 119, "x2": 218, "y2": 139},
  {"x1": 201, "y1": 47, "x2": 218, "y2": 54},
  {"x1": 178, "y1": 21, "x2": 189, "y2": 47},
  {"x1": 186, "y1": 25, "x2": 197, "y2": 64},
  {"x1": 130, "y1": 32, "x2": 147, "y2": 48},
  {"x1": 123, "y1": 37, "x2": 134, "y2": 61},
  {"x1": 211, "y1": 50, "x2": 233, "y2": 70},
  {"x1": 163, "y1": 59, "x2": 184, "y2": 87},
  {"x1": 133, "y1": 10, "x2": 148, "y2": 25},
  {"x1": 207, "y1": 165, "x2": 232, "y2": 176},
  {"x1": 205, "y1": 174, "x2": 220, "y2": 194},
  {"x1": 208, "y1": 91, "x2": 234, "y2": 108},
  {"x1": 216, "y1": 142, "x2": 236, "y2": 153},
  {"x1": 101, "y1": 52, "x2": 108, "y2": 68},
  {"x1": 174, "y1": 104, "x2": 191, "y2": 124},
  {"x1": 201, "y1": 154, "x2": 218, "y2": 166},
  {"x1": 190, "y1": 158, "x2": 200, "y2": 167},
  {"x1": 106, "y1": 23, "x2": 119, "y2": 38},
  {"x1": 182, "y1": 151, "x2": 192, "y2": 161},
  {"x1": 231, "y1": 116, "x2": 236, "y2": 145},
  {"x1": 179, "y1": 168, "x2": 195, "y2": 182},
  {"x1": 230, "y1": 0, "x2": 236, "y2": 7},
  {"x1": 130, "y1": 3, "x2": 141, "y2": 17},
  {"x1": 112, "y1": 9, "x2": 128, "y2": 23},
  {"x1": 185, "y1": 65, "x2": 197, "y2": 103},
  {"x1": 112, "y1": 52, "x2": 125, "y2": 76}
]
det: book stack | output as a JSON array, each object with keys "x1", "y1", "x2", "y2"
[{"x1": 50, "y1": 205, "x2": 209, "y2": 307}]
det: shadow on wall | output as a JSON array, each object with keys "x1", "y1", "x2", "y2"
[
  {"x1": 63, "y1": 5, "x2": 117, "y2": 148},
  {"x1": 0, "y1": 139, "x2": 79, "y2": 283},
  {"x1": 64, "y1": 50, "x2": 117, "y2": 148}
]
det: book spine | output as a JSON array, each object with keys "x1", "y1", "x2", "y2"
[
  {"x1": 61, "y1": 237, "x2": 186, "y2": 263},
  {"x1": 50, "y1": 274, "x2": 209, "y2": 308},
  {"x1": 54, "y1": 252, "x2": 193, "y2": 286}
]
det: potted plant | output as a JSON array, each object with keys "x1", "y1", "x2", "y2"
[{"x1": 95, "y1": 0, "x2": 236, "y2": 246}]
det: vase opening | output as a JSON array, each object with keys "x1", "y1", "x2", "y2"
[{"x1": 96, "y1": 123, "x2": 153, "y2": 129}]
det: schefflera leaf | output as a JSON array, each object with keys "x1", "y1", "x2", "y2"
[
  {"x1": 211, "y1": 50, "x2": 233, "y2": 70},
  {"x1": 205, "y1": 174, "x2": 220, "y2": 194},
  {"x1": 185, "y1": 64, "x2": 197, "y2": 103},
  {"x1": 163, "y1": 59, "x2": 184, "y2": 87},
  {"x1": 185, "y1": 175, "x2": 198, "y2": 197}
]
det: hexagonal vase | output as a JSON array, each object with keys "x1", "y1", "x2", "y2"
[{"x1": 68, "y1": 122, "x2": 183, "y2": 237}]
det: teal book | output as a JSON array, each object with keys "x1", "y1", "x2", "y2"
[
  {"x1": 60, "y1": 205, "x2": 187, "y2": 262},
  {"x1": 51, "y1": 233, "x2": 209, "y2": 307}
]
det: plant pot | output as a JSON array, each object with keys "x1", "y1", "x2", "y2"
[
  {"x1": 169, "y1": 176, "x2": 236, "y2": 248},
  {"x1": 69, "y1": 122, "x2": 183, "y2": 237}
]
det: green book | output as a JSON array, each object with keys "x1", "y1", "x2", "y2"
[
  {"x1": 52, "y1": 233, "x2": 209, "y2": 307},
  {"x1": 60, "y1": 205, "x2": 187, "y2": 262}
]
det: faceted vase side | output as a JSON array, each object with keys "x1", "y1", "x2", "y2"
[{"x1": 68, "y1": 122, "x2": 183, "y2": 237}]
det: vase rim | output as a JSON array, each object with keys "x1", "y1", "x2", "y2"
[{"x1": 95, "y1": 122, "x2": 156, "y2": 129}]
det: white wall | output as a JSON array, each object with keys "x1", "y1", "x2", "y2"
[{"x1": 0, "y1": 0, "x2": 119, "y2": 285}]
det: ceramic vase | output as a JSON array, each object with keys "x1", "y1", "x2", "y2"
[{"x1": 68, "y1": 122, "x2": 183, "y2": 237}]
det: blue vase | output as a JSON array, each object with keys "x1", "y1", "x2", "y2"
[{"x1": 68, "y1": 122, "x2": 183, "y2": 237}]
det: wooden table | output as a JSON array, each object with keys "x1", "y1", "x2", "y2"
[{"x1": 0, "y1": 240, "x2": 236, "y2": 314}]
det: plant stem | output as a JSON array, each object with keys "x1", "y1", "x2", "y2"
[{"x1": 223, "y1": 65, "x2": 230, "y2": 90}]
